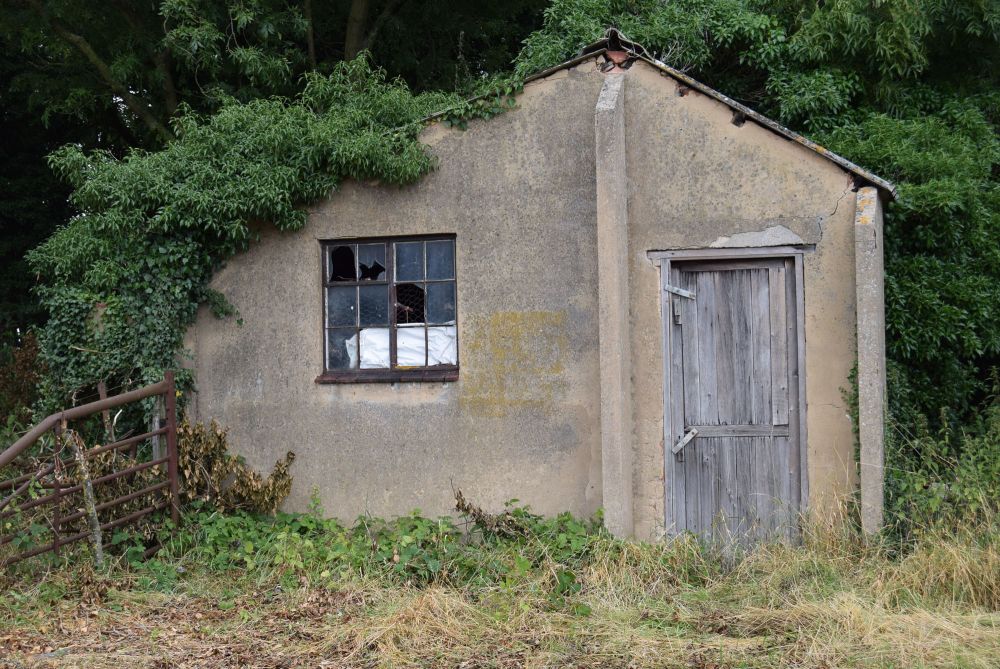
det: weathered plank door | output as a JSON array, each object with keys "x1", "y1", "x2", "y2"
[{"x1": 663, "y1": 257, "x2": 803, "y2": 544}]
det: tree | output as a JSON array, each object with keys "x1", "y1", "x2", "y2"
[{"x1": 0, "y1": 0, "x2": 546, "y2": 343}]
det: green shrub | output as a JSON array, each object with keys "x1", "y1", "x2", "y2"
[{"x1": 887, "y1": 394, "x2": 1000, "y2": 534}]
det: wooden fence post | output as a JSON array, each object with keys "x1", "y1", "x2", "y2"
[{"x1": 164, "y1": 371, "x2": 180, "y2": 525}]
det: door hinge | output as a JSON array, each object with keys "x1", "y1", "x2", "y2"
[
  {"x1": 672, "y1": 428, "x2": 698, "y2": 454},
  {"x1": 664, "y1": 284, "x2": 695, "y2": 299}
]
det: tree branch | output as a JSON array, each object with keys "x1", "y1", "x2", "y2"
[
  {"x1": 155, "y1": 49, "x2": 179, "y2": 119},
  {"x1": 343, "y1": 0, "x2": 371, "y2": 60},
  {"x1": 303, "y1": 0, "x2": 316, "y2": 67},
  {"x1": 26, "y1": 0, "x2": 173, "y2": 143},
  {"x1": 360, "y1": 0, "x2": 406, "y2": 54}
]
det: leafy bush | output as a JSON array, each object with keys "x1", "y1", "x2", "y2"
[
  {"x1": 887, "y1": 394, "x2": 1000, "y2": 534},
  {"x1": 178, "y1": 496, "x2": 609, "y2": 590}
]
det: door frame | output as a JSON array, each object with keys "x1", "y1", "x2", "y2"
[{"x1": 648, "y1": 246, "x2": 810, "y2": 536}]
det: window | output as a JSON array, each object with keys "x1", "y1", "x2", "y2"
[{"x1": 317, "y1": 236, "x2": 458, "y2": 383}]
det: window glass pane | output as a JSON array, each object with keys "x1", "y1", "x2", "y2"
[
  {"x1": 359, "y1": 285, "x2": 389, "y2": 326},
  {"x1": 426, "y1": 240, "x2": 454, "y2": 280},
  {"x1": 395, "y1": 241, "x2": 423, "y2": 281},
  {"x1": 357, "y1": 244, "x2": 386, "y2": 281},
  {"x1": 328, "y1": 245, "x2": 357, "y2": 282},
  {"x1": 426, "y1": 282, "x2": 455, "y2": 324},
  {"x1": 327, "y1": 286, "x2": 357, "y2": 326},
  {"x1": 395, "y1": 282, "x2": 425, "y2": 324},
  {"x1": 396, "y1": 325, "x2": 427, "y2": 367},
  {"x1": 327, "y1": 329, "x2": 357, "y2": 369}
]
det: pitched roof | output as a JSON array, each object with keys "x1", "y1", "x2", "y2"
[{"x1": 530, "y1": 28, "x2": 897, "y2": 198}]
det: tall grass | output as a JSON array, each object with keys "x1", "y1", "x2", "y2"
[{"x1": 3, "y1": 500, "x2": 998, "y2": 668}]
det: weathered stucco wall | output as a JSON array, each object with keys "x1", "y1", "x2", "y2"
[
  {"x1": 189, "y1": 64, "x2": 605, "y2": 520},
  {"x1": 187, "y1": 57, "x2": 861, "y2": 531}
]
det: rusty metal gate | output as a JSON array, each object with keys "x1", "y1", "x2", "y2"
[{"x1": 0, "y1": 373, "x2": 179, "y2": 568}]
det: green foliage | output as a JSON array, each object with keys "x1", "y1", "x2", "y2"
[
  {"x1": 166, "y1": 498, "x2": 613, "y2": 593},
  {"x1": 1, "y1": 0, "x2": 547, "y2": 345},
  {"x1": 27, "y1": 57, "x2": 458, "y2": 406},
  {"x1": 816, "y1": 108, "x2": 1000, "y2": 417},
  {"x1": 887, "y1": 393, "x2": 1000, "y2": 534}
]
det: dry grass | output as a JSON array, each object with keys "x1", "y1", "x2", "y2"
[{"x1": 2, "y1": 520, "x2": 999, "y2": 668}]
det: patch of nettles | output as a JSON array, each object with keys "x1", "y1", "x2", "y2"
[{"x1": 27, "y1": 57, "x2": 521, "y2": 411}]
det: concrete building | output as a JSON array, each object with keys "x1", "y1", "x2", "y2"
[{"x1": 186, "y1": 30, "x2": 893, "y2": 540}]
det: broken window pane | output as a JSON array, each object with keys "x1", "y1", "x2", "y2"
[
  {"x1": 358, "y1": 328, "x2": 391, "y2": 368},
  {"x1": 395, "y1": 242, "x2": 423, "y2": 281},
  {"x1": 328, "y1": 245, "x2": 357, "y2": 282},
  {"x1": 359, "y1": 285, "x2": 389, "y2": 326},
  {"x1": 396, "y1": 324, "x2": 427, "y2": 367},
  {"x1": 395, "y1": 283, "x2": 425, "y2": 324},
  {"x1": 358, "y1": 243, "x2": 386, "y2": 281},
  {"x1": 327, "y1": 286, "x2": 357, "y2": 327},
  {"x1": 426, "y1": 240, "x2": 454, "y2": 280},
  {"x1": 327, "y1": 329, "x2": 357, "y2": 369},
  {"x1": 426, "y1": 282, "x2": 455, "y2": 324}
]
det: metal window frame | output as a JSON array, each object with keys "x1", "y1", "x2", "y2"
[
  {"x1": 648, "y1": 246, "x2": 810, "y2": 534},
  {"x1": 316, "y1": 234, "x2": 459, "y2": 384}
]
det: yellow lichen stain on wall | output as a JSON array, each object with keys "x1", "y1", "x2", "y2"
[{"x1": 460, "y1": 311, "x2": 569, "y2": 417}]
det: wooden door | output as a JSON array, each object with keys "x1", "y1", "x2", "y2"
[{"x1": 663, "y1": 257, "x2": 802, "y2": 544}]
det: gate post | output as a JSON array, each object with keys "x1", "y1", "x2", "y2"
[{"x1": 164, "y1": 371, "x2": 180, "y2": 525}]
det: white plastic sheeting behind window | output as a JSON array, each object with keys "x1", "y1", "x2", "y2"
[{"x1": 347, "y1": 323, "x2": 456, "y2": 369}]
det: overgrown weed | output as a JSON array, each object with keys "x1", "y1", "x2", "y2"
[{"x1": 2, "y1": 497, "x2": 999, "y2": 668}]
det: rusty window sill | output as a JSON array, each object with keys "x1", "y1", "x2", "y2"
[{"x1": 315, "y1": 368, "x2": 459, "y2": 384}]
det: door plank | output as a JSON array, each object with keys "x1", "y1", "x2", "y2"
[
  {"x1": 768, "y1": 267, "x2": 789, "y2": 425},
  {"x1": 785, "y1": 259, "x2": 803, "y2": 534},
  {"x1": 701, "y1": 439, "x2": 718, "y2": 540},
  {"x1": 772, "y1": 435, "x2": 793, "y2": 541},
  {"x1": 685, "y1": 440, "x2": 701, "y2": 535},
  {"x1": 748, "y1": 437, "x2": 771, "y2": 541},
  {"x1": 688, "y1": 424, "x2": 789, "y2": 437},
  {"x1": 732, "y1": 271, "x2": 754, "y2": 426},
  {"x1": 680, "y1": 269, "x2": 701, "y2": 429},
  {"x1": 670, "y1": 266, "x2": 689, "y2": 533},
  {"x1": 717, "y1": 436, "x2": 738, "y2": 543},
  {"x1": 713, "y1": 271, "x2": 737, "y2": 425},
  {"x1": 695, "y1": 272, "x2": 719, "y2": 426},
  {"x1": 750, "y1": 269, "x2": 772, "y2": 424}
]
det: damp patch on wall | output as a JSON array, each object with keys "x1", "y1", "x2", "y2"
[{"x1": 459, "y1": 311, "x2": 569, "y2": 417}]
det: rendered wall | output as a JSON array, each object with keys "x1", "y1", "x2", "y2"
[
  {"x1": 187, "y1": 58, "x2": 862, "y2": 531},
  {"x1": 188, "y1": 65, "x2": 605, "y2": 520}
]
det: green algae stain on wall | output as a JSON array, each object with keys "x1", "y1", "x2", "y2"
[{"x1": 460, "y1": 311, "x2": 569, "y2": 417}]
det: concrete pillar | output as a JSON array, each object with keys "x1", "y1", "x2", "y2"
[
  {"x1": 595, "y1": 73, "x2": 633, "y2": 537},
  {"x1": 854, "y1": 187, "x2": 886, "y2": 534}
]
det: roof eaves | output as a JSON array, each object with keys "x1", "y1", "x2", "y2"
[
  {"x1": 636, "y1": 54, "x2": 897, "y2": 198},
  {"x1": 421, "y1": 28, "x2": 896, "y2": 199}
]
